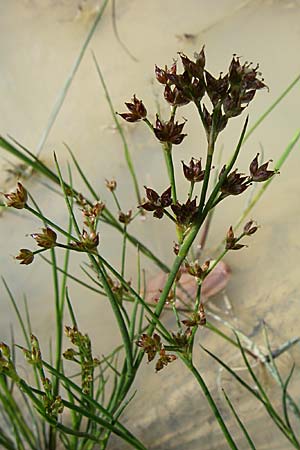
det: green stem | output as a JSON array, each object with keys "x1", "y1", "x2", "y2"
[
  {"x1": 92, "y1": 52, "x2": 141, "y2": 205},
  {"x1": 188, "y1": 181, "x2": 195, "y2": 200},
  {"x1": 163, "y1": 143, "x2": 177, "y2": 203},
  {"x1": 163, "y1": 209, "x2": 176, "y2": 223},
  {"x1": 182, "y1": 359, "x2": 238, "y2": 450},
  {"x1": 243, "y1": 74, "x2": 300, "y2": 143},
  {"x1": 95, "y1": 257, "x2": 133, "y2": 374},
  {"x1": 121, "y1": 224, "x2": 127, "y2": 279},
  {"x1": 25, "y1": 205, "x2": 77, "y2": 241}
]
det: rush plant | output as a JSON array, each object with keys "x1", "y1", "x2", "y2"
[{"x1": 0, "y1": 45, "x2": 300, "y2": 450}]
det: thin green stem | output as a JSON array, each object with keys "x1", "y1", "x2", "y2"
[
  {"x1": 92, "y1": 51, "x2": 141, "y2": 204},
  {"x1": 35, "y1": 0, "x2": 110, "y2": 158},
  {"x1": 188, "y1": 181, "x2": 195, "y2": 200},
  {"x1": 182, "y1": 359, "x2": 238, "y2": 450},
  {"x1": 163, "y1": 143, "x2": 177, "y2": 203},
  {"x1": 243, "y1": 74, "x2": 300, "y2": 143}
]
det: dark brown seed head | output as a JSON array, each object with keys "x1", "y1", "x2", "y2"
[
  {"x1": 139, "y1": 186, "x2": 172, "y2": 219},
  {"x1": 181, "y1": 158, "x2": 205, "y2": 182},
  {"x1": 118, "y1": 210, "x2": 132, "y2": 225},
  {"x1": 171, "y1": 197, "x2": 198, "y2": 226},
  {"x1": 153, "y1": 115, "x2": 187, "y2": 145},
  {"x1": 118, "y1": 95, "x2": 147, "y2": 122},
  {"x1": 243, "y1": 220, "x2": 258, "y2": 236},
  {"x1": 225, "y1": 226, "x2": 247, "y2": 250},
  {"x1": 220, "y1": 167, "x2": 250, "y2": 196},
  {"x1": 249, "y1": 153, "x2": 276, "y2": 182}
]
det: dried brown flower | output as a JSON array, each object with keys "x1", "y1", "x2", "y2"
[
  {"x1": 220, "y1": 166, "x2": 250, "y2": 196},
  {"x1": 163, "y1": 84, "x2": 190, "y2": 106},
  {"x1": 182, "y1": 312, "x2": 201, "y2": 327},
  {"x1": 118, "y1": 95, "x2": 147, "y2": 122},
  {"x1": 182, "y1": 158, "x2": 205, "y2": 182},
  {"x1": 205, "y1": 71, "x2": 229, "y2": 106},
  {"x1": 15, "y1": 249, "x2": 34, "y2": 265},
  {"x1": 4, "y1": 182, "x2": 27, "y2": 209},
  {"x1": 70, "y1": 230, "x2": 99, "y2": 251},
  {"x1": 155, "y1": 348, "x2": 177, "y2": 372},
  {"x1": 139, "y1": 186, "x2": 172, "y2": 219},
  {"x1": 155, "y1": 62, "x2": 177, "y2": 85},
  {"x1": 199, "y1": 303, "x2": 206, "y2": 326},
  {"x1": 225, "y1": 226, "x2": 246, "y2": 250},
  {"x1": 82, "y1": 201, "x2": 105, "y2": 228},
  {"x1": 171, "y1": 197, "x2": 197, "y2": 226},
  {"x1": 105, "y1": 179, "x2": 117, "y2": 192},
  {"x1": 153, "y1": 115, "x2": 187, "y2": 145},
  {"x1": 249, "y1": 153, "x2": 276, "y2": 182},
  {"x1": 243, "y1": 220, "x2": 258, "y2": 236},
  {"x1": 223, "y1": 56, "x2": 267, "y2": 118},
  {"x1": 185, "y1": 259, "x2": 210, "y2": 279},
  {"x1": 118, "y1": 210, "x2": 132, "y2": 225},
  {"x1": 31, "y1": 227, "x2": 57, "y2": 249},
  {"x1": 136, "y1": 333, "x2": 161, "y2": 363}
]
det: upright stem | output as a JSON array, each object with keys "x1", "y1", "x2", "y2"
[{"x1": 163, "y1": 143, "x2": 177, "y2": 203}]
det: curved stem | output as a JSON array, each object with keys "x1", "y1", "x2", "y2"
[{"x1": 182, "y1": 358, "x2": 238, "y2": 450}]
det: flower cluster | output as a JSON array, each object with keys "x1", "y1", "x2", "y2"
[
  {"x1": 185, "y1": 259, "x2": 210, "y2": 280},
  {"x1": 21, "y1": 335, "x2": 64, "y2": 417},
  {"x1": 3, "y1": 182, "x2": 28, "y2": 209},
  {"x1": 139, "y1": 186, "x2": 172, "y2": 218},
  {"x1": 219, "y1": 154, "x2": 276, "y2": 199},
  {"x1": 171, "y1": 198, "x2": 198, "y2": 226},
  {"x1": 225, "y1": 221, "x2": 258, "y2": 251},
  {"x1": 136, "y1": 333, "x2": 176, "y2": 372},
  {"x1": 181, "y1": 158, "x2": 205, "y2": 183},
  {"x1": 64, "y1": 325, "x2": 99, "y2": 394},
  {"x1": 31, "y1": 227, "x2": 57, "y2": 249},
  {"x1": 153, "y1": 115, "x2": 187, "y2": 145},
  {"x1": 118, "y1": 95, "x2": 147, "y2": 122},
  {"x1": 182, "y1": 303, "x2": 206, "y2": 327}
]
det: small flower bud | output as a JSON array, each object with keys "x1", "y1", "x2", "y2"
[
  {"x1": 0, "y1": 342, "x2": 11, "y2": 359},
  {"x1": 173, "y1": 242, "x2": 180, "y2": 255},
  {"x1": 63, "y1": 348, "x2": 78, "y2": 360},
  {"x1": 225, "y1": 226, "x2": 246, "y2": 250},
  {"x1": 119, "y1": 210, "x2": 132, "y2": 225},
  {"x1": 105, "y1": 179, "x2": 117, "y2": 192},
  {"x1": 243, "y1": 220, "x2": 258, "y2": 236}
]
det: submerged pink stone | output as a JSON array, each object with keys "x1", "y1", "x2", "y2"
[{"x1": 145, "y1": 261, "x2": 231, "y2": 306}]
